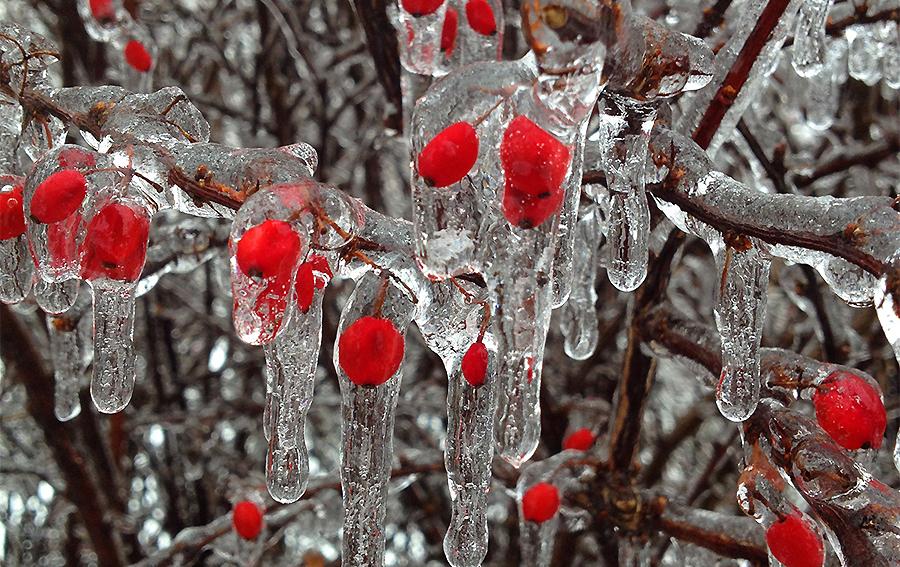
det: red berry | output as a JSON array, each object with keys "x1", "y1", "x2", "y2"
[
  {"x1": 308, "y1": 253, "x2": 332, "y2": 289},
  {"x1": 236, "y1": 220, "x2": 302, "y2": 280},
  {"x1": 89, "y1": 0, "x2": 115, "y2": 22},
  {"x1": 562, "y1": 428, "x2": 595, "y2": 451},
  {"x1": 441, "y1": 8, "x2": 458, "y2": 55},
  {"x1": 500, "y1": 116, "x2": 571, "y2": 229},
  {"x1": 295, "y1": 262, "x2": 315, "y2": 312},
  {"x1": 401, "y1": 0, "x2": 443, "y2": 17},
  {"x1": 417, "y1": 122, "x2": 479, "y2": 188},
  {"x1": 813, "y1": 370, "x2": 886, "y2": 450},
  {"x1": 339, "y1": 316, "x2": 405, "y2": 386},
  {"x1": 0, "y1": 184, "x2": 26, "y2": 240},
  {"x1": 125, "y1": 40, "x2": 153, "y2": 73},
  {"x1": 31, "y1": 170, "x2": 88, "y2": 225},
  {"x1": 764, "y1": 512, "x2": 824, "y2": 567},
  {"x1": 522, "y1": 482, "x2": 560, "y2": 523},
  {"x1": 465, "y1": 0, "x2": 496, "y2": 36},
  {"x1": 81, "y1": 203, "x2": 150, "y2": 281},
  {"x1": 232, "y1": 500, "x2": 263, "y2": 540},
  {"x1": 462, "y1": 341, "x2": 488, "y2": 387}
]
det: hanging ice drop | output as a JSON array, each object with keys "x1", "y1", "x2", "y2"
[
  {"x1": 791, "y1": 0, "x2": 834, "y2": 78},
  {"x1": 89, "y1": 279, "x2": 139, "y2": 413},
  {"x1": 48, "y1": 314, "x2": 83, "y2": 421}
]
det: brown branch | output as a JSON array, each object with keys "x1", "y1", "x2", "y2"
[
  {"x1": 350, "y1": 0, "x2": 403, "y2": 130},
  {"x1": 736, "y1": 119, "x2": 790, "y2": 194},
  {"x1": 652, "y1": 504, "x2": 768, "y2": 564},
  {"x1": 793, "y1": 139, "x2": 900, "y2": 188},
  {"x1": 693, "y1": 0, "x2": 735, "y2": 39}
]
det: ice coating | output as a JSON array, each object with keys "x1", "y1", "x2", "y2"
[
  {"x1": 791, "y1": 0, "x2": 834, "y2": 77},
  {"x1": 559, "y1": 203, "x2": 602, "y2": 360},
  {"x1": 0, "y1": 235, "x2": 32, "y2": 304},
  {"x1": 89, "y1": 278, "x2": 139, "y2": 413}
]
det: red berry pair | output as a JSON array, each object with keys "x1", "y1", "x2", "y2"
[
  {"x1": 294, "y1": 254, "x2": 332, "y2": 312},
  {"x1": 812, "y1": 370, "x2": 886, "y2": 451},
  {"x1": 339, "y1": 316, "x2": 405, "y2": 386},
  {"x1": 500, "y1": 116, "x2": 571, "y2": 229},
  {"x1": 764, "y1": 511, "x2": 824, "y2": 567},
  {"x1": 0, "y1": 183, "x2": 26, "y2": 240},
  {"x1": 232, "y1": 500, "x2": 264, "y2": 540},
  {"x1": 81, "y1": 202, "x2": 151, "y2": 281},
  {"x1": 562, "y1": 428, "x2": 595, "y2": 451},
  {"x1": 125, "y1": 40, "x2": 153, "y2": 73},
  {"x1": 462, "y1": 341, "x2": 488, "y2": 387},
  {"x1": 417, "y1": 122, "x2": 479, "y2": 188},
  {"x1": 522, "y1": 482, "x2": 560, "y2": 523}
]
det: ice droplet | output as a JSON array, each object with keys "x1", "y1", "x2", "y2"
[
  {"x1": 791, "y1": 0, "x2": 834, "y2": 78},
  {"x1": 89, "y1": 278, "x2": 138, "y2": 414},
  {"x1": 806, "y1": 38, "x2": 846, "y2": 130},
  {"x1": 847, "y1": 24, "x2": 883, "y2": 86},
  {"x1": 48, "y1": 313, "x2": 83, "y2": 421},
  {"x1": 559, "y1": 203, "x2": 602, "y2": 360},
  {"x1": 34, "y1": 278, "x2": 80, "y2": 315}
]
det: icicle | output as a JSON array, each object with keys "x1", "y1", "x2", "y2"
[
  {"x1": 847, "y1": 24, "x2": 883, "y2": 86},
  {"x1": 881, "y1": 20, "x2": 900, "y2": 90},
  {"x1": 89, "y1": 278, "x2": 139, "y2": 413},
  {"x1": 559, "y1": 203, "x2": 602, "y2": 360},
  {"x1": 712, "y1": 235, "x2": 771, "y2": 422},
  {"x1": 48, "y1": 313, "x2": 83, "y2": 421},
  {"x1": 393, "y1": 0, "x2": 447, "y2": 75},
  {"x1": 806, "y1": 38, "x2": 847, "y2": 130},
  {"x1": 0, "y1": 236, "x2": 32, "y2": 304},
  {"x1": 873, "y1": 251, "x2": 900, "y2": 472},
  {"x1": 791, "y1": 0, "x2": 833, "y2": 77},
  {"x1": 335, "y1": 273, "x2": 416, "y2": 567},
  {"x1": 34, "y1": 278, "x2": 80, "y2": 315},
  {"x1": 550, "y1": 121, "x2": 589, "y2": 307}
]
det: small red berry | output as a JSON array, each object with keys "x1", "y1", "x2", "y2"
[
  {"x1": 462, "y1": 341, "x2": 488, "y2": 387},
  {"x1": 0, "y1": 184, "x2": 26, "y2": 240},
  {"x1": 522, "y1": 482, "x2": 560, "y2": 524},
  {"x1": 81, "y1": 203, "x2": 150, "y2": 281},
  {"x1": 125, "y1": 40, "x2": 153, "y2": 73},
  {"x1": 562, "y1": 428, "x2": 595, "y2": 451},
  {"x1": 401, "y1": 0, "x2": 444, "y2": 17},
  {"x1": 813, "y1": 370, "x2": 886, "y2": 450},
  {"x1": 441, "y1": 8, "x2": 458, "y2": 55},
  {"x1": 232, "y1": 500, "x2": 263, "y2": 540},
  {"x1": 30, "y1": 170, "x2": 88, "y2": 225},
  {"x1": 295, "y1": 262, "x2": 315, "y2": 312},
  {"x1": 500, "y1": 116, "x2": 571, "y2": 229},
  {"x1": 90, "y1": 0, "x2": 115, "y2": 22},
  {"x1": 235, "y1": 220, "x2": 302, "y2": 280},
  {"x1": 56, "y1": 147, "x2": 96, "y2": 169},
  {"x1": 339, "y1": 316, "x2": 405, "y2": 386},
  {"x1": 417, "y1": 122, "x2": 479, "y2": 188},
  {"x1": 465, "y1": 0, "x2": 496, "y2": 36},
  {"x1": 764, "y1": 512, "x2": 824, "y2": 567}
]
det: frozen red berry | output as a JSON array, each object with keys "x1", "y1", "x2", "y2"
[
  {"x1": 339, "y1": 316, "x2": 405, "y2": 386},
  {"x1": 462, "y1": 341, "x2": 488, "y2": 387},
  {"x1": 401, "y1": 0, "x2": 444, "y2": 17},
  {"x1": 232, "y1": 500, "x2": 263, "y2": 540},
  {"x1": 813, "y1": 370, "x2": 886, "y2": 450},
  {"x1": 236, "y1": 220, "x2": 302, "y2": 280},
  {"x1": 522, "y1": 482, "x2": 560, "y2": 523},
  {"x1": 30, "y1": 169, "x2": 88, "y2": 225},
  {"x1": 0, "y1": 184, "x2": 26, "y2": 240},
  {"x1": 563, "y1": 428, "x2": 595, "y2": 451},
  {"x1": 441, "y1": 8, "x2": 458, "y2": 55},
  {"x1": 308, "y1": 253, "x2": 332, "y2": 288},
  {"x1": 81, "y1": 203, "x2": 150, "y2": 281},
  {"x1": 465, "y1": 0, "x2": 496, "y2": 36},
  {"x1": 764, "y1": 512, "x2": 824, "y2": 567},
  {"x1": 125, "y1": 40, "x2": 152, "y2": 73},
  {"x1": 295, "y1": 262, "x2": 315, "y2": 312},
  {"x1": 500, "y1": 116, "x2": 571, "y2": 229},
  {"x1": 89, "y1": 0, "x2": 115, "y2": 22},
  {"x1": 417, "y1": 122, "x2": 479, "y2": 188}
]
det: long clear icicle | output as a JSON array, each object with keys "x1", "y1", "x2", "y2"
[
  {"x1": 559, "y1": 203, "x2": 602, "y2": 360},
  {"x1": 806, "y1": 38, "x2": 846, "y2": 131},
  {"x1": 89, "y1": 278, "x2": 138, "y2": 414},
  {"x1": 0, "y1": 236, "x2": 32, "y2": 304},
  {"x1": 336, "y1": 273, "x2": 416, "y2": 567},
  {"x1": 712, "y1": 235, "x2": 771, "y2": 421},
  {"x1": 791, "y1": 0, "x2": 834, "y2": 77},
  {"x1": 48, "y1": 313, "x2": 85, "y2": 421},
  {"x1": 873, "y1": 251, "x2": 900, "y2": 472}
]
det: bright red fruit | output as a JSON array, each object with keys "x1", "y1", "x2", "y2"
[
  {"x1": 0, "y1": 184, "x2": 26, "y2": 240},
  {"x1": 125, "y1": 40, "x2": 153, "y2": 73},
  {"x1": 236, "y1": 220, "x2": 302, "y2": 280},
  {"x1": 89, "y1": 0, "x2": 115, "y2": 22},
  {"x1": 401, "y1": 0, "x2": 444, "y2": 17},
  {"x1": 339, "y1": 316, "x2": 405, "y2": 386},
  {"x1": 81, "y1": 203, "x2": 150, "y2": 281},
  {"x1": 441, "y1": 8, "x2": 458, "y2": 55},
  {"x1": 295, "y1": 262, "x2": 315, "y2": 312},
  {"x1": 563, "y1": 428, "x2": 595, "y2": 451},
  {"x1": 522, "y1": 482, "x2": 560, "y2": 523},
  {"x1": 813, "y1": 370, "x2": 886, "y2": 450},
  {"x1": 500, "y1": 116, "x2": 571, "y2": 229},
  {"x1": 232, "y1": 500, "x2": 263, "y2": 539},
  {"x1": 417, "y1": 122, "x2": 479, "y2": 188},
  {"x1": 31, "y1": 170, "x2": 88, "y2": 225},
  {"x1": 308, "y1": 253, "x2": 332, "y2": 288},
  {"x1": 462, "y1": 341, "x2": 488, "y2": 387},
  {"x1": 465, "y1": 0, "x2": 496, "y2": 36},
  {"x1": 764, "y1": 512, "x2": 824, "y2": 567}
]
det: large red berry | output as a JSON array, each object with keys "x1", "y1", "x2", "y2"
[
  {"x1": 500, "y1": 116, "x2": 571, "y2": 229},
  {"x1": 417, "y1": 122, "x2": 479, "y2": 188},
  {"x1": 232, "y1": 500, "x2": 263, "y2": 540},
  {"x1": 89, "y1": 0, "x2": 115, "y2": 22},
  {"x1": 295, "y1": 262, "x2": 315, "y2": 312},
  {"x1": 30, "y1": 170, "x2": 88, "y2": 224},
  {"x1": 236, "y1": 220, "x2": 302, "y2": 280},
  {"x1": 562, "y1": 428, "x2": 595, "y2": 451},
  {"x1": 441, "y1": 8, "x2": 458, "y2": 55},
  {"x1": 462, "y1": 341, "x2": 488, "y2": 387},
  {"x1": 339, "y1": 316, "x2": 405, "y2": 386},
  {"x1": 522, "y1": 482, "x2": 560, "y2": 524},
  {"x1": 465, "y1": 0, "x2": 496, "y2": 36},
  {"x1": 813, "y1": 370, "x2": 886, "y2": 450},
  {"x1": 401, "y1": 0, "x2": 443, "y2": 17},
  {"x1": 0, "y1": 184, "x2": 26, "y2": 240},
  {"x1": 764, "y1": 512, "x2": 824, "y2": 567},
  {"x1": 81, "y1": 203, "x2": 150, "y2": 281},
  {"x1": 125, "y1": 40, "x2": 153, "y2": 73}
]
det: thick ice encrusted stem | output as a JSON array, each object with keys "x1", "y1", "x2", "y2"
[
  {"x1": 336, "y1": 274, "x2": 416, "y2": 567},
  {"x1": 262, "y1": 287, "x2": 325, "y2": 503},
  {"x1": 713, "y1": 239, "x2": 770, "y2": 422},
  {"x1": 89, "y1": 278, "x2": 138, "y2": 414},
  {"x1": 48, "y1": 314, "x2": 83, "y2": 421},
  {"x1": 559, "y1": 203, "x2": 602, "y2": 360},
  {"x1": 0, "y1": 236, "x2": 32, "y2": 303}
]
